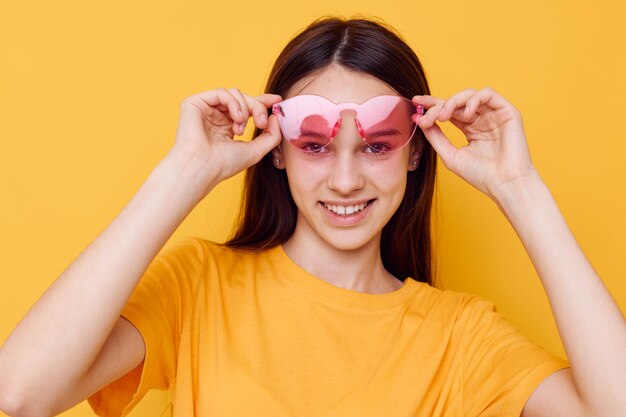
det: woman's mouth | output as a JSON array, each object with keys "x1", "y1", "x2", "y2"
[
  {"x1": 323, "y1": 200, "x2": 370, "y2": 215},
  {"x1": 318, "y1": 199, "x2": 376, "y2": 226}
]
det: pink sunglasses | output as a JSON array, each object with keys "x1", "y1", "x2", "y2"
[{"x1": 271, "y1": 94, "x2": 425, "y2": 155}]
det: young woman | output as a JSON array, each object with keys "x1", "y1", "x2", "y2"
[{"x1": 1, "y1": 16, "x2": 624, "y2": 417}]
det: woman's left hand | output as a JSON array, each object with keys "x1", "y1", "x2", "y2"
[{"x1": 412, "y1": 88, "x2": 538, "y2": 201}]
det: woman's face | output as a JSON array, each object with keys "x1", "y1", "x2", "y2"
[{"x1": 273, "y1": 64, "x2": 422, "y2": 251}]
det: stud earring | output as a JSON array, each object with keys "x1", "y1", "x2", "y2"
[
  {"x1": 412, "y1": 160, "x2": 418, "y2": 168},
  {"x1": 275, "y1": 158, "x2": 281, "y2": 166}
]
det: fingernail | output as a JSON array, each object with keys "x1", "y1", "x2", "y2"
[{"x1": 260, "y1": 113, "x2": 267, "y2": 123}]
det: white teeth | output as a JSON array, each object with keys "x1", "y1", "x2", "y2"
[{"x1": 323, "y1": 201, "x2": 369, "y2": 215}]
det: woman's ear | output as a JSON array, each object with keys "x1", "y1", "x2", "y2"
[
  {"x1": 408, "y1": 139, "x2": 425, "y2": 171},
  {"x1": 271, "y1": 145, "x2": 285, "y2": 169}
]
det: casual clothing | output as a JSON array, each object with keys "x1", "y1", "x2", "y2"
[{"x1": 87, "y1": 237, "x2": 569, "y2": 417}]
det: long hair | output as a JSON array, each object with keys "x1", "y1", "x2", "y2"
[{"x1": 225, "y1": 16, "x2": 438, "y2": 286}]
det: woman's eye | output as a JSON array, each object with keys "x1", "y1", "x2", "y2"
[
  {"x1": 300, "y1": 142, "x2": 329, "y2": 156},
  {"x1": 302, "y1": 143, "x2": 323, "y2": 152},
  {"x1": 365, "y1": 142, "x2": 391, "y2": 154}
]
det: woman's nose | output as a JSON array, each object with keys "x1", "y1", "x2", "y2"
[
  {"x1": 326, "y1": 126, "x2": 366, "y2": 194},
  {"x1": 327, "y1": 153, "x2": 365, "y2": 194}
]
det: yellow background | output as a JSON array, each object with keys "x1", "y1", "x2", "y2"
[{"x1": 1, "y1": 0, "x2": 625, "y2": 416}]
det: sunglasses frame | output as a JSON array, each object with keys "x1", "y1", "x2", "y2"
[{"x1": 271, "y1": 94, "x2": 425, "y2": 153}]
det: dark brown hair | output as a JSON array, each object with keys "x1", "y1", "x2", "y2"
[{"x1": 225, "y1": 16, "x2": 438, "y2": 286}]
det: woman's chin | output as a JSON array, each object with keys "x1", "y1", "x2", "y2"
[{"x1": 319, "y1": 231, "x2": 380, "y2": 252}]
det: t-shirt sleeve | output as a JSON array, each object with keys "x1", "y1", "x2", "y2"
[
  {"x1": 460, "y1": 296, "x2": 570, "y2": 417},
  {"x1": 86, "y1": 237, "x2": 207, "y2": 417}
]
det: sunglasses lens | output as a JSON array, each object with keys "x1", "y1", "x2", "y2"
[
  {"x1": 358, "y1": 96, "x2": 418, "y2": 152},
  {"x1": 276, "y1": 95, "x2": 418, "y2": 153},
  {"x1": 276, "y1": 96, "x2": 335, "y2": 152}
]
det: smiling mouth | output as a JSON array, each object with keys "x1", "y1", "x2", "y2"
[{"x1": 321, "y1": 199, "x2": 376, "y2": 215}]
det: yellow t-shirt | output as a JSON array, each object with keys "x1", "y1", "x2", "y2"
[{"x1": 87, "y1": 237, "x2": 569, "y2": 417}]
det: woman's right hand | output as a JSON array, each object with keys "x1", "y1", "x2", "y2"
[{"x1": 168, "y1": 88, "x2": 283, "y2": 196}]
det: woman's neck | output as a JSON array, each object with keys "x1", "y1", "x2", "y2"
[{"x1": 281, "y1": 225, "x2": 403, "y2": 294}]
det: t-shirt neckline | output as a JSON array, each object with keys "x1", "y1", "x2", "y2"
[{"x1": 266, "y1": 243, "x2": 422, "y2": 310}]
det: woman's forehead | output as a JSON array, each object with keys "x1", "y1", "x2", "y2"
[{"x1": 285, "y1": 65, "x2": 398, "y2": 102}]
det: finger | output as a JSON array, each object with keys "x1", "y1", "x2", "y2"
[
  {"x1": 415, "y1": 102, "x2": 445, "y2": 128},
  {"x1": 243, "y1": 93, "x2": 282, "y2": 130},
  {"x1": 446, "y1": 104, "x2": 481, "y2": 126},
  {"x1": 449, "y1": 87, "x2": 518, "y2": 127},
  {"x1": 438, "y1": 89, "x2": 477, "y2": 122},
  {"x1": 411, "y1": 95, "x2": 443, "y2": 108},
  {"x1": 420, "y1": 122, "x2": 458, "y2": 169},
  {"x1": 245, "y1": 114, "x2": 283, "y2": 165},
  {"x1": 228, "y1": 88, "x2": 249, "y2": 136},
  {"x1": 255, "y1": 94, "x2": 283, "y2": 129},
  {"x1": 464, "y1": 87, "x2": 515, "y2": 116},
  {"x1": 254, "y1": 93, "x2": 283, "y2": 107},
  {"x1": 413, "y1": 104, "x2": 477, "y2": 136},
  {"x1": 191, "y1": 88, "x2": 246, "y2": 124}
]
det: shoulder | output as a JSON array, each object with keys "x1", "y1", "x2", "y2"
[
  {"x1": 410, "y1": 282, "x2": 492, "y2": 321},
  {"x1": 167, "y1": 237, "x2": 260, "y2": 263},
  {"x1": 170, "y1": 237, "x2": 280, "y2": 281},
  {"x1": 182, "y1": 238, "x2": 274, "y2": 264}
]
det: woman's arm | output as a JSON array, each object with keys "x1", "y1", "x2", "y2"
[
  {"x1": 0, "y1": 89, "x2": 282, "y2": 416},
  {"x1": 0, "y1": 149, "x2": 213, "y2": 416},
  {"x1": 495, "y1": 169, "x2": 626, "y2": 417},
  {"x1": 413, "y1": 87, "x2": 626, "y2": 417}
]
